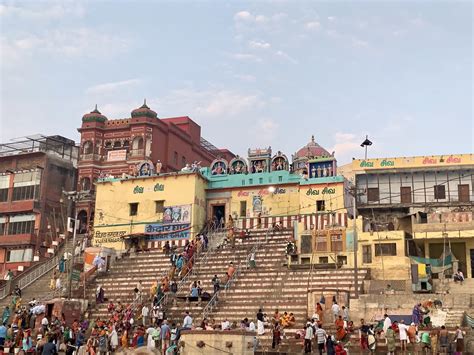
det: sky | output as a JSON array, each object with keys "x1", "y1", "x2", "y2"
[{"x1": 0, "y1": 0, "x2": 472, "y2": 164}]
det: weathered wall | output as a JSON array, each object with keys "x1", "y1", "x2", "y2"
[{"x1": 180, "y1": 330, "x2": 255, "y2": 355}]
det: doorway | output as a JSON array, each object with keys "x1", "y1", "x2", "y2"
[
  {"x1": 212, "y1": 205, "x2": 225, "y2": 228},
  {"x1": 470, "y1": 249, "x2": 474, "y2": 278}
]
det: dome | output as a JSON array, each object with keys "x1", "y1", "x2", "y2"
[
  {"x1": 295, "y1": 135, "x2": 331, "y2": 159},
  {"x1": 82, "y1": 105, "x2": 107, "y2": 123},
  {"x1": 131, "y1": 99, "x2": 157, "y2": 118}
]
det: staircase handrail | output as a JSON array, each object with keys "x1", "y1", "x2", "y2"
[
  {"x1": 0, "y1": 253, "x2": 61, "y2": 300},
  {"x1": 201, "y1": 226, "x2": 272, "y2": 319},
  {"x1": 158, "y1": 227, "x2": 226, "y2": 307}
]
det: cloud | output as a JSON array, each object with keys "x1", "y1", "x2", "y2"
[
  {"x1": 234, "y1": 11, "x2": 253, "y2": 21},
  {"x1": 155, "y1": 88, "x2": 266, "y2": 120},
  {"x1": 0, "y1": 1, "x2": 85, "y2": 20},
  {"x1": 351, "y1": 38, "x2": 369, "y2": 48},
  {"x1": 251, "y1": 118, "x2": 279, "y2": 145},
  {"x1": 330, "y1": 132, "x2": 361, "y2": 163},
  {"x1": 328, "y1": 16, "x2": 336, "y2": 21},
  {"x1": 305, "y1": 21, "x2": 321, "y2": 30},
  {"x1": 275, "y1": 50, "x2": 298, "y2": 64},
  {"x1": 248, "y1": 40, "x2": 271, "y2": 49},
  {"x1": 229, "y1": 52, "x2": 263, "y2": 62},
  {"x1": 1, "y1": 28, "x2": 131, "y2": 64},
  {"x1": 85, "y1": 79, "x2": 142, "y2": 95},
  {"x1": 234, "y1": 74, "x2": 257, "y2": 82}
]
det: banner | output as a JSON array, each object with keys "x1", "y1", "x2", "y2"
[
  {"x1": 144, "y1": 223, "x2": 191, "y2": 241},
  {"x1": 107, "y1": 149, "x2": 127, "y2": 161}
]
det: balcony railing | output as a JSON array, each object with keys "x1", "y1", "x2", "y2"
[
  {"x1": 129, "y1": 149, "x2": 145, "y2": 157},
  {"x1": 80, "y1": 153, "x2": 102, "y2": 161}
]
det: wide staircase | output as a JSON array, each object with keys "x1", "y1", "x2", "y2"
[
  {"x1": 85, "y1": 248, "x2": 172, "y2": 319},
  {"x1": 160, "y1": 227, "x2": 368, "y2": 353}
]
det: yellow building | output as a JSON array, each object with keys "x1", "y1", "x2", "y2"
[
  {"x1": 352, "y1": 153, "x2": 474, "y2": 282},
  {"x1": 93, "y1": 172, "x2": 207, "y2": 250}
]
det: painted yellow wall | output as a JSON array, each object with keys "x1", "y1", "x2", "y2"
[
  {"x1": 93, "y1": 173, "x2": 207, "y2": 250},
  {"x1": 299, "y1": 183, "x2": 346, "y2": 214},
  {"x1": 358, "y1": 230, "x2": 411, "y2": 280}
]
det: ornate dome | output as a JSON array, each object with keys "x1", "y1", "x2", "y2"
[
  {"x1": 294, "y1": 135, "x2": 331, "y2": 159},
  {"x1": 131, "y1": 99, "x2": 157, "y2": 118},
  {"x1": 82, "y1": 105, "x2": 107, "y2": 123}
]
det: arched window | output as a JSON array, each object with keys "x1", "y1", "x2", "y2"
[
  {"x1": 104, "y1": 141, "x2": 112, "y2": 149},
  {"x1": 83, "y1": 141, "x2": 93, "y2": 155},
  {"x1": 132, "y1": 136, "x2": 144, "y2": 150},
  {"x1": 123, "y1": 140, "x2": 130, "y2": 148},
  {"x1": 113, "y1": 141, "x2": 122, "y2": 148},
  {"x1": 80, "y1": 177, "x2": 91, "y2": 191}
]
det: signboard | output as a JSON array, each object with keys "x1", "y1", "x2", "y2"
[
  {"x1": 107, "y1": 149, "x2": 127, "y2": 161},
  {"x1": 352, "y1": 154, "x2": 473, "y2": 171},
  {"x1": 144, "y1": 223, "x2": 191, "y2": 241},
  {"x1": 94, "y1": 230, "x2": 127, "y2": 244},
  {"x1": 163, "y1": 205, "x2": 191, "y2": 224},
  {"x1": 71, "y1": 269, "x2": 81, "y2": 281}
]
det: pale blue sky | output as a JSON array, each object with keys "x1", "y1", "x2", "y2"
[{"x1": 1, "y1": 0, "x2": 472, "y2": 164}]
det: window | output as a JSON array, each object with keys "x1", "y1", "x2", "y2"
[
  {"x1": 458, "y1": 184, "x2": 470, "y2": 202},
  {"x1": 80, "y1": 177, "x2": 91, "y2": 191},
  {"x1": 182, "y1": 156, "x2": 186, "y2": 167},
  {"x1": 104, "y1": 141, "x2": 112, "y2": 149},
  {"x1": 132, "y1": 136, "x2": 144, "y2": 150},
  {"x1": 315, "y1": 234, "x2": 327, "y2": 252},
  {"x1": 83, "y1": 141, "x2": 93, "y2": 154},
  {"x1": 367, "y1": 188, "x2": 379, "y2": 202},
  {"x1": 278, "y1": 176, "x2": 283, "y2": 182},
  {"x1": 129, "y1": 203, "x2": 138, "y2": 216},
  {"x1": 113, "y1": 141, "x2": 121, "y2": 148},
  {"x1": 362, "y1": 245, "x2": 372, "y2": 263},
  {"x1": 12, "y1": 171, "x2": 41, "y2": 201},
  {"x1": 0, "y1": 217, "x2": 5, "y2": 235},
  {"x1": 316, "y1": 200, "x2": 325, "y2": 212},
  {"x1": 239, "y1": 201, "x2": 247, "y2": 217},
  {"x1": 123, "y1": 140, "x2": 130, "y2": 148},
  {"x1": 301, "y1": 235, "x2": 312, "y2": 254},
  {"x1": 400, "y1": 186, "x2": 412, "y2": 204},
  {"x1": 434, "y1": 185, "x2": 446, "y2": 199},
  {"x1": 337, "y1": 255, "x2": 347, "y2": 265},
  {"x1": 241, "y1": 180, "x2": 245, "y2": 186},
  {"x1": 330, "y1": 234, "x2": 343, "y2": 252},
  {"x1": 375, "y1": 243, "x2": 397, "y2": 256},
  {"x1": 319, "y1": 256, "x2": 329, "y2": 264},
  {"x1": 0, "y1": 175, "x2": 9, "y2": 202},
  {"x1": 7, "y1": 249, "x2": 33, "y2": 262},
  {"x1": 155, "y1": 201, "x2": 164, "y2": 214},
  {"x1": 259, "y1": 178, "x2": 263, "y2": 184},
  {"x1": 173, "y1": 152, "x2": 178, "y2": 165},
  {"x1": 8, "y1": 214, "x2": 35, "y2": 235},
  {"x1": 249, "y1": 179, "x2": 253, "y2": 184}
]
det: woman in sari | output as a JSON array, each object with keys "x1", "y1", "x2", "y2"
[
  {"x1": 316, "y1": 302, "x2": 324, "y2": 324},
  {"x1": 386, "y1": 326, "x2": 396, "y2": 354},
  {"x1": 335, "y1": 315, "x2": 346, "y2": 341},
  {"x1": 368, "y1": 325, "x2": 376, "y2": 353},
  {"x1": 121, "y1": 329, "x2": 129, "y2": 349},
  {"x1": 2, "y1": 306, "x2": 10, "y2": 324}
]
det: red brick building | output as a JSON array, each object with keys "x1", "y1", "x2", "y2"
[
  {"x1": 77, "y1": 101, "x2": 233, "y2": 229},
  {"x1": 0, "y1": 135, "x2": 78, "y2": 275}
]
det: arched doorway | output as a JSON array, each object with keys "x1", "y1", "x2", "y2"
[{"x1": 77, "y1": 210, "x2": 88, "y2": 234}]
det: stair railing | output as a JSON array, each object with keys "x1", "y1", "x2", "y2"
[{"x1": 201, "y1": 226, "x2": 272, "y2": 320}]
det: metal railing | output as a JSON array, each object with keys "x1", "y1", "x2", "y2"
[
  {"x1": 158, "y1": 226, "x2": 226, "y2": 307},
  {"x1": 201, "y1": 226, "x2": 272, "y2": 319},
  {"x1": 0, "y1": 254, "x2": 60, "y2": 300}
]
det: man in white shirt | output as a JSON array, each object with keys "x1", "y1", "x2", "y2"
[
  {"x1": 304, "y1": 322, "x2": 314, "y2": 353},
  {"x1": 41, "y1": 316, "x2": 49, "y2": 332},
  {"x1": 247, "y1": 321, "x2": 256, "y2": 332},
  {"x1": 221, "y1": 319, "x2": 230, "y2": 330},
  {"x1": 398, "y1": 319, "x2": 409, "y2": 351},
  {"x1": 331, "y1": 302, "x2": 340, "y2": 322},
  {"x1": 315, "y1": 326, "x2": 327, "y2": 354},
  {"x1": 182, "y1": 311, "x2": 193, "y2": 330},
  {"x1": 142, "y1": 304, "x2": 150, "y2": 326}
]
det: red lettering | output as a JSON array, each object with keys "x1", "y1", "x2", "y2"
[
  {"x1": 423, "y1": 157, "x2": 437, "y2": 164},
  {"x1": 446, "y1": 156, "x2": 461, "y2": 164},
  {"x1": 238, "y1": 191, "x2": 249, "y2": 197}
]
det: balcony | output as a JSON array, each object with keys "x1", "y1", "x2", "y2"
[
  {"x1": 80, "y1": 153, "x2": 102, "y2": 162},
  {"x1": 0, "y1": 200, "x2": 39, "y2": 213},
  {"x1": 129, "y1": 149, "x2": 145, "y2": 158},
  {"x1": 0, "y1": 233, "x2": 36, "y2": 246},
  {"x1": 412, "y1": 221, "x2": 474, "y2": 234}
]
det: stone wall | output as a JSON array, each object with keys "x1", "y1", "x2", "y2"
[{"x1": 180, "y1": 330, "x2": 256, "y2": 355}]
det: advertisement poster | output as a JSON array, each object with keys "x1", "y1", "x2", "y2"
[
  {"x1": 163, "y1": 204, "x2": 191, "y2": 224},
  {"x1": 252, "y1": 196, "x2": 263, "y2": 213}
]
